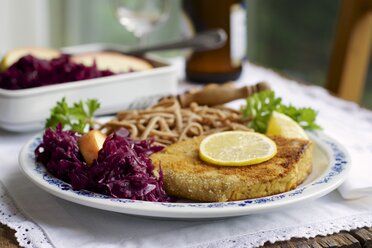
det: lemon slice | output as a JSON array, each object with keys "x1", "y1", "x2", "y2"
[
  {"x1": 266, "y1": 111, "x2": 308, "y2": 139},
  {"x1": 199, "y1": 131, "x2": 277, "y2": 166}
]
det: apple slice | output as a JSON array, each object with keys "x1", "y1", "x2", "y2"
[
  {"x1": 0, "y1": 47, "x2": 61, "y2": 72},
  {"x1": 71, "y1": 51, "x2": 153, "y2": 73},
  {"x1": 78, "y1": 130, "x2": 107, "y2": 166}
]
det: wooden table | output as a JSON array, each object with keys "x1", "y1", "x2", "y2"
[{"x1": 1, "y1": 223, "x2": 372, "y2": 247}]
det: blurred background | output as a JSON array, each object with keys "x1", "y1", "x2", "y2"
[{"x1": 0, "y1": 0, "x2": 371, "y2": 108}]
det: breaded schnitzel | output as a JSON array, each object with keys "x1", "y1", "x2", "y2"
[{"x1": 150, "y1": 135, "x2": 313, "y2": 202}]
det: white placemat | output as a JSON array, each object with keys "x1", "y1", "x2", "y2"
[{"x1": 1, "y1": 62, "x2": 372, "y2": 248}]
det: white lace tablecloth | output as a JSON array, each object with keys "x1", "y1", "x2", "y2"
[{"x1": 1, "y1": 62, "x2": 372, "y2": 248}]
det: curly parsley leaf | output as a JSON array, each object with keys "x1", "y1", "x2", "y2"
[
  {"x1": 45, "y1": 98, "x2": 101, "y2": 133},
  {"x1": 86, "y1": 98, "x2": 101, "y2": 117},
  {"x1": 242, "y1": 90, "x2": 321, "y2": 133}
]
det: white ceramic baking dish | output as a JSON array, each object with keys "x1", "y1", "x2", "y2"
[{"x1": 0, "y1": 43, "x2": 178, "y2": 132}]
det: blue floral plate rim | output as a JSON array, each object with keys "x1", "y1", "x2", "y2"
[{"x1": 18, "y1": 131, "x2": 350, "y2": 219}]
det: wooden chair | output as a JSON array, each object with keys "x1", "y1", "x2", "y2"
[{"x1": 326, "y1": 0, "x2": 372, "y2": 103}]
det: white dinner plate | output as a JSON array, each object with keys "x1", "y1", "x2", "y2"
[{"x1": 19, "y1": 131, "x2": 350, "y2": 219}]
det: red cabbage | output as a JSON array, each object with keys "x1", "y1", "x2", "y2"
[
  {"x1": 35, "y1": 125, "x2": 171, "y2": 202},
  {"x1": 35, "y1": 124, "x2": 90, "y2": 189},
  {"x1": 0, "y1": 54, "x2": 114, "y2": 90}
]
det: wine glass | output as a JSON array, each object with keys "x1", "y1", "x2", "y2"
[{"x1": 114, "y1": 0, "x2": 171, "y2": 46}]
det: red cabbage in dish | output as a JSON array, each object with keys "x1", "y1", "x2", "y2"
[
  {"x1": 35, "y1": 124, "x2": 171, "y2": 202},
  {"x1": 0, "y1": 54, "x2": 114, "y2": 90}
]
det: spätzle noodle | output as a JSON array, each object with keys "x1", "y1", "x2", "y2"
[{"x1": 101, "y1": 98, "x2": 252, "y2": 146}]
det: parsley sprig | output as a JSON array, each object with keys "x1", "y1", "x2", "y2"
[
  {"x1": 242, "y1": 91, "x2": 321, "y2": 133},
  {"x1": 46, "y1": 98, "x2": 100, "y2": 133}
]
